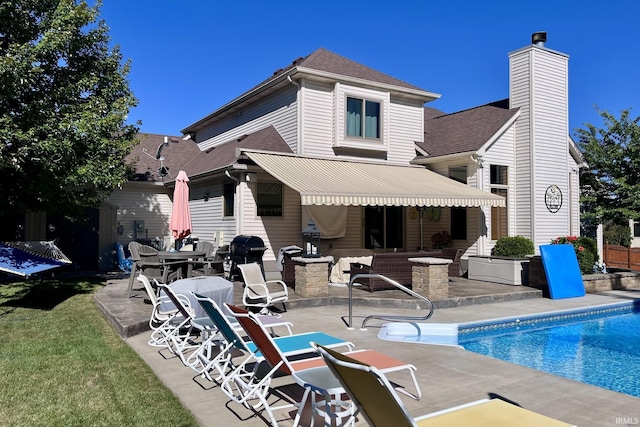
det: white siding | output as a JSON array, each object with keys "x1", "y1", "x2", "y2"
[
  {"x1": 197, "y1": 86, "x2": 298, "y2": 151},
  {"x1": 510, "y1": 45, "x2": 571, "y2": 252},
  {"x1": 484, "y1": 125, "x2": 517, "y2": 241},
  {"x1": 106, "y1": 183, "x2": 173, "y2": 245},
  {"x1": 387, "y1": 97, "x2": 425, "y2": 164},
  {"x1": 189, "y1": 181, "x2": 236, "y2": 246},
  {"x1": 510, "y1": 50, "x2": 533, "y2": 238},
  {"x1": 299, "y1": 80, "x2": 334, "y2": 157}
]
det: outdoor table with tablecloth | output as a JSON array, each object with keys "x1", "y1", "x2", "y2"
[
  {"x1": 330, "y1": 256, "x2": 373, "y2": 284},
  {"x1": 160, "y1": 276, "x2": 234, "y2": 318}
]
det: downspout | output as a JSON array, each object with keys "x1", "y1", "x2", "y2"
[
  {"x1": 287, "y1": 76, "x2": 302, "y2": 154},
  {"x1": 225, "y1": 170, "x2": 242, "y2": 237}
]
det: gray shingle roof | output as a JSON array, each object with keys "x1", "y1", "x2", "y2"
[
  {"x1": 126, "y1": 133, "x2": 202, "y2": 182},
  {"x1": 183, "y1": 48, "x2": 433, "y2": 133},
  {"x1": 417, "y1": 100, "x2": 519, "y2": 157},
  {"x1": 180, "y1": 125, "x2": 293, "y2": 179},
  {"x1": 293, "y1": 48, "x2": 425, "y2": 91}
]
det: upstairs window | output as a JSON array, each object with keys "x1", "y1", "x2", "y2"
[
  {"x1": 346, "y1": 97, "x2": 380, "y2": 139},
  {"x1": 256, "y1": 182, "x2": 282, "y2": 217}
]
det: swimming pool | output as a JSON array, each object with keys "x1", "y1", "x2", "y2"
[{"x1": 379, "y1": 301, "x2": 640, "y2": 398}]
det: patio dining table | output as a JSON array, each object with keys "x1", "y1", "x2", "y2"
[
  {"x1": 157, "y1": 250, "x2": 206, "y2": 279},
  {"x1": 160, "y1": 276, "x2": 234, "y2": 318}
]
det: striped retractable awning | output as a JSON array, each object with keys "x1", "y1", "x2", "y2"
[{"x1": 244, "y1": 152, "x2": 505, "y2": 207}]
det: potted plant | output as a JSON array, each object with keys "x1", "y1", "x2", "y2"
[
  {"x1": 468, "y1": 236, "x2": 534, "y2": 285},
  {"x1": 431, "y1": 231, "x2": 451, "y2": 249}
]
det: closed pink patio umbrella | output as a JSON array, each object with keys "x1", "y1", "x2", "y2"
[{"x1": 169, "y1": 170, "x2": 192, "y2": 241}]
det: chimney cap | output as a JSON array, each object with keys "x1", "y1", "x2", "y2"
[{"x1": 532, "y1": 31, "x2": 547, "y2": 47}]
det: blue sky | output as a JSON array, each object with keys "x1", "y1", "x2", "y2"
[{"x1": 99, "y1": 0, "x2": 639, "y2": 139}]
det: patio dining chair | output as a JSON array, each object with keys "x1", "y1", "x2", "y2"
[
  {"x1": 316, "y1": 345, "x2": 575, "y2": 427},
  {"x1": 127, "y1": 241, "x2": 183, "y2": 297},
  {"x1": 224, "y1": 303, "x2": 421, "y2": 427},
  {"x1": 189, "y1": 240, "x2": 222, "y2": 276},
  {"x1": 238, "y1": 262, "x2": 289, "y2": 315}
]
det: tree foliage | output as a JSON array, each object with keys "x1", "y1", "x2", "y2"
[
  {"x1": 0, "y1": 0, "x2": 138, "y2": 218},
  {"x1": 577, "y1": 108, "x2": 640, "y2": 229}
]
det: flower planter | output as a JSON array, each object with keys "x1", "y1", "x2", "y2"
[{"x1": 467, "y1": 255, "x2": 530, "y2": 286}]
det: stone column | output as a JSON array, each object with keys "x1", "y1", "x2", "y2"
[
  {"x1": 291, "y1": 256, "x2": 333, "y2": 298},
  {"x1": 409, "y1": 257, "x2": 451, "y2": 300}
]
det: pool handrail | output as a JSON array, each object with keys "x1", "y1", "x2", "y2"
[{"x1": 344, "y1": 273, "x2": 434, "y2": 330}]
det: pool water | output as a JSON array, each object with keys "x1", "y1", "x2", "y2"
[{"x1": 458, "y1": 303, "x2": 640, "y2": 398}]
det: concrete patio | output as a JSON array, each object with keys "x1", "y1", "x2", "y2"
[{"x1": 96, "y1": 276, "x2": 640, "y2": 427}]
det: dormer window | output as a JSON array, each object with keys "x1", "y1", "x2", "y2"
[
  {"x1": 346, "y1": 97, "x2": 380, "y2": 139},
  {"x1": 334, "y1": 83, "x2": 389, "y2": 155}
]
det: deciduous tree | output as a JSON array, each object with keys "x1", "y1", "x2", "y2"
[
  {"x1": 577, "y1": 108, "x2": 640, "y2": 230},
  {"x1": 0, "y1": 0, "x2": 138, "y2": 218}
]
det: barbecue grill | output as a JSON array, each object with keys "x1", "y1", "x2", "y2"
[{"x1": 229, "y1": 235, "x2": 268, "y2": 279}]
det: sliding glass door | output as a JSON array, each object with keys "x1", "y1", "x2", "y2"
[{"x1": 364, "y1": 206, "x2": 403, "y2": 250}]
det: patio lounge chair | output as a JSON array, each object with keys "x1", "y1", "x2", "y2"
[
  {"x1": 187, "y1": 292, "x2": 294, "y2": 382},
  {"x1": 238, "y1": 262, "x2": 288, "y2": 314},
  {"x1": 225, "y1": 303, "x2": 421, "y2": 427},
  {"x1": 137, "y1": 274, "x2": 186, "y2": 347},
  {"x1": 154, "y1": 282, "x2": 217, "y2": 365},
  {"x1": 316, "y1": 344, "x2": 576, "y2": 427}
]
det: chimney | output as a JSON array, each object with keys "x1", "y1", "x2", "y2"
[{"x1": 532, "y1": 31, "x2": 547, "y2": 47}]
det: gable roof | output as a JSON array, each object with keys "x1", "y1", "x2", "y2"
[
  {"x1": 416, "y1": 100, "x2": 520, "y2": 158},
  {"x1": 182, "y1": 48, "x2": 439, "y2": 134},
  {"x1": 126, "y1": 133, "x2": 201, "y2": 183},
  {"x1": 280, "y1": 48, "x2": 425, "y2": 91},
  {"x1": 179, "y1": 125, "x2": 293, "y2": 180}
]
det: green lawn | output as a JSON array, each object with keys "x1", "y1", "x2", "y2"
[{"x1": 0, "y1": 278, "x2": 198, "y2": 427}]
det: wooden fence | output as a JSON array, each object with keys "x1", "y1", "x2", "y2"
[{"x1": 603, "y1": 244, "x2": 640, "y2": 271}]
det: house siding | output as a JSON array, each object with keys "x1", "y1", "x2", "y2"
[
  {"x1": 197, "y1": 86, "x2": 298, "y2": 151},
  {"x1": 484, "y1": 124, "x2": 517, "y2": 241},
  {"x1": 530, "y1": 49, "x2": 570, "y2": 249},
  {"x1": 189, "y1": 181, "x2": 236, "y2": 246},
  {"x1": 387, "y1": 97, "x2": 425, "y2": 164},
  {"x1": 106, "y1": 183, "x2": 173, "y2": 246},
  {"x1": 510, "y1": 50, "x2": 533, "y2": 239},
  {"x1": 510, "y1": 46, "x2": 570, "y2": 252},
  {"x1": 299, "y1": 80, "x2": 334, "y2": 157}
]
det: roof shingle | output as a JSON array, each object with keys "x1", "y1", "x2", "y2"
[{"x1": 417, "y1": 100, "x2": 519, "y2": 157}]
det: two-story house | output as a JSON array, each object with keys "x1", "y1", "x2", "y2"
[{"x1": 152, "y1": 32, "x2": 582, "y2": 275}]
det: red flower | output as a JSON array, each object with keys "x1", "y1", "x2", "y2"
[{"x1": 578, "y1": 246, "x2": 584, "y2": 252}]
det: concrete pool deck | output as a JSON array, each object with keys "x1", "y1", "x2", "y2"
[{"x1": 99, "y1": 278, "x2": 640, "y2": 426}]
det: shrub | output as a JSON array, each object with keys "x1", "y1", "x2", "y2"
[
  {"x1": 492, "y1": 236, "x2": 534, "y2": 257},
  {"x1": 604, "y1": 222, "x2": 632, "y2": 247},
  {"x1": 550, "y1": 235, "x2": 599, "y2": 274}
]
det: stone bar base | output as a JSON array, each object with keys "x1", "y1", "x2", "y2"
[
  {"x1": 291, "y1": 256, "x2": 333, "y2": 298},
  {"x1": 410, "y1": 257, "x2": 452, "y2": 300}
]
